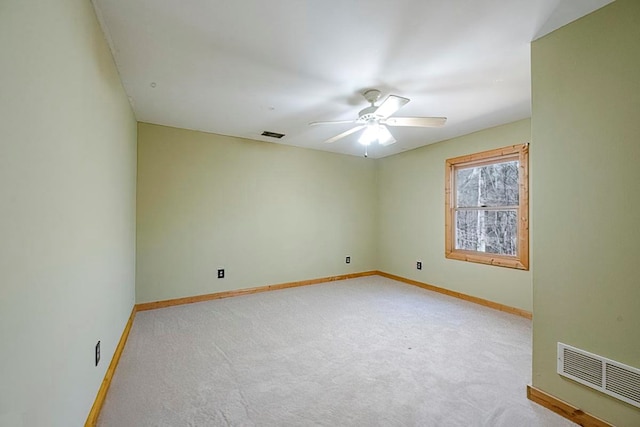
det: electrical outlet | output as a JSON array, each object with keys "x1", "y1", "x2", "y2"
[
  {"x1": 217, "y1": 268, "x2": 225, "y2": 279},
  {"x1": 417, "y1": 261, "x2": 422, "y2": 270},
  {"x1": 346, "y1": 256, "x2": 351, "y2": 264},
  {"x1": 95, "y1": 341, "x2": 100, "y2": 366}
]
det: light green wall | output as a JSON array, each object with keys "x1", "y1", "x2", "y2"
[
  {"x1": 377, "y1": 119, "x2": 533, "y2": 311},
  {"x1": 531, "y1": 1, "x2": 640, "y2": 425},
  {"x1": 136, "y1": 123, "x2": 377, "y2": 303},
  {"x1": 0, "y1": 1, "x2": 137, "y2": 426},
  {"x1": 8, "y1": 1, "x2": 637, "y2": 425}
]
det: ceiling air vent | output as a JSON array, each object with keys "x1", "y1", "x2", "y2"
[
  {"x1": 261, "y1": 131, "x2": 285, "y2": 139},
  {"x1": 558, "y1": 342, "x2": 640, "y2": 408}
]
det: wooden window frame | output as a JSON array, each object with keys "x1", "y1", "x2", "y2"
[{"x1": 445, "y1": 144, "x2": 529, "y2": 270}]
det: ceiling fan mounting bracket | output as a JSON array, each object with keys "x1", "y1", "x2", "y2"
[{"x1": 362, "y1": 89, "x2": 381, "y2": 105}]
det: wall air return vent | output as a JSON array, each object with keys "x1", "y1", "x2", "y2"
[{"x1": 558, "y1": 342, "x2": 640, "y2": 408}]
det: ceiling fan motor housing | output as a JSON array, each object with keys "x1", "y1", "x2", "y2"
[{"x1": 357, "y1": 106, "x2": 380, "y2": 123}]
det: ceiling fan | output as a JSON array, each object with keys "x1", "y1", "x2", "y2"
[{"x1": 310, "y1": 89, "x2": 446, "y2": 147}]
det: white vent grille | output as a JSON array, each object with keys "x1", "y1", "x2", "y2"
[
  {"x1": 558, "y1": 343, "x2": 640, "y2": 409},
  {"x1": 562, "y1": 347, "x2": 603, "y2": 387},
  {"x1": 606, "y1": 363, "x2": 640, "y2": 405}
]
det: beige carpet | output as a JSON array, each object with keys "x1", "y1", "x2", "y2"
[{"x1": 98, "y1": 276, "x2": 575, "y2": 426}]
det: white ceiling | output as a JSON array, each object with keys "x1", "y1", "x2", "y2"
[{"x1": 93, "y1": 0, "x2": 613, "y2": 159}]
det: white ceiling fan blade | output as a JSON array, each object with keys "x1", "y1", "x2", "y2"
[
  {"x1": 324, "y1": 125, "x2": 365, "y2": 143},
  {"x1": 374, "y1": 95, "x2": 410, "y2": 119},
  {"x1": 309, "y1": 119, "x2": 356, "y2": 126},
  {"x1": 383, "y1": 117, "x2": 447, "y2": 127},
  {"x1": 378, "y1": 125, "x2": 396, "y2": 146}
]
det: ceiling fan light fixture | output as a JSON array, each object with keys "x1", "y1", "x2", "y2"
[
  {"x1": 358, "y1": 124, "x2": 378, "y2": 146},
  {"x1": 377, "y1": 125, "x2": 395, "y2": 146},
  {"x1": 358, "y1": 123, "x2": 396, "y2": 146}
]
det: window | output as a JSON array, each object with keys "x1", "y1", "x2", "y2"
[{"x1": 445, "y1": 144, "x2": 529, "y2": 270}]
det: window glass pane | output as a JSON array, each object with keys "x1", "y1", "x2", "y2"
[
  {"x1": 456, "y1": 160, "x2": 519, "y2": 207},
  {"x1": 455, "y1": 210, "x2": 518, "y2": 255}
]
